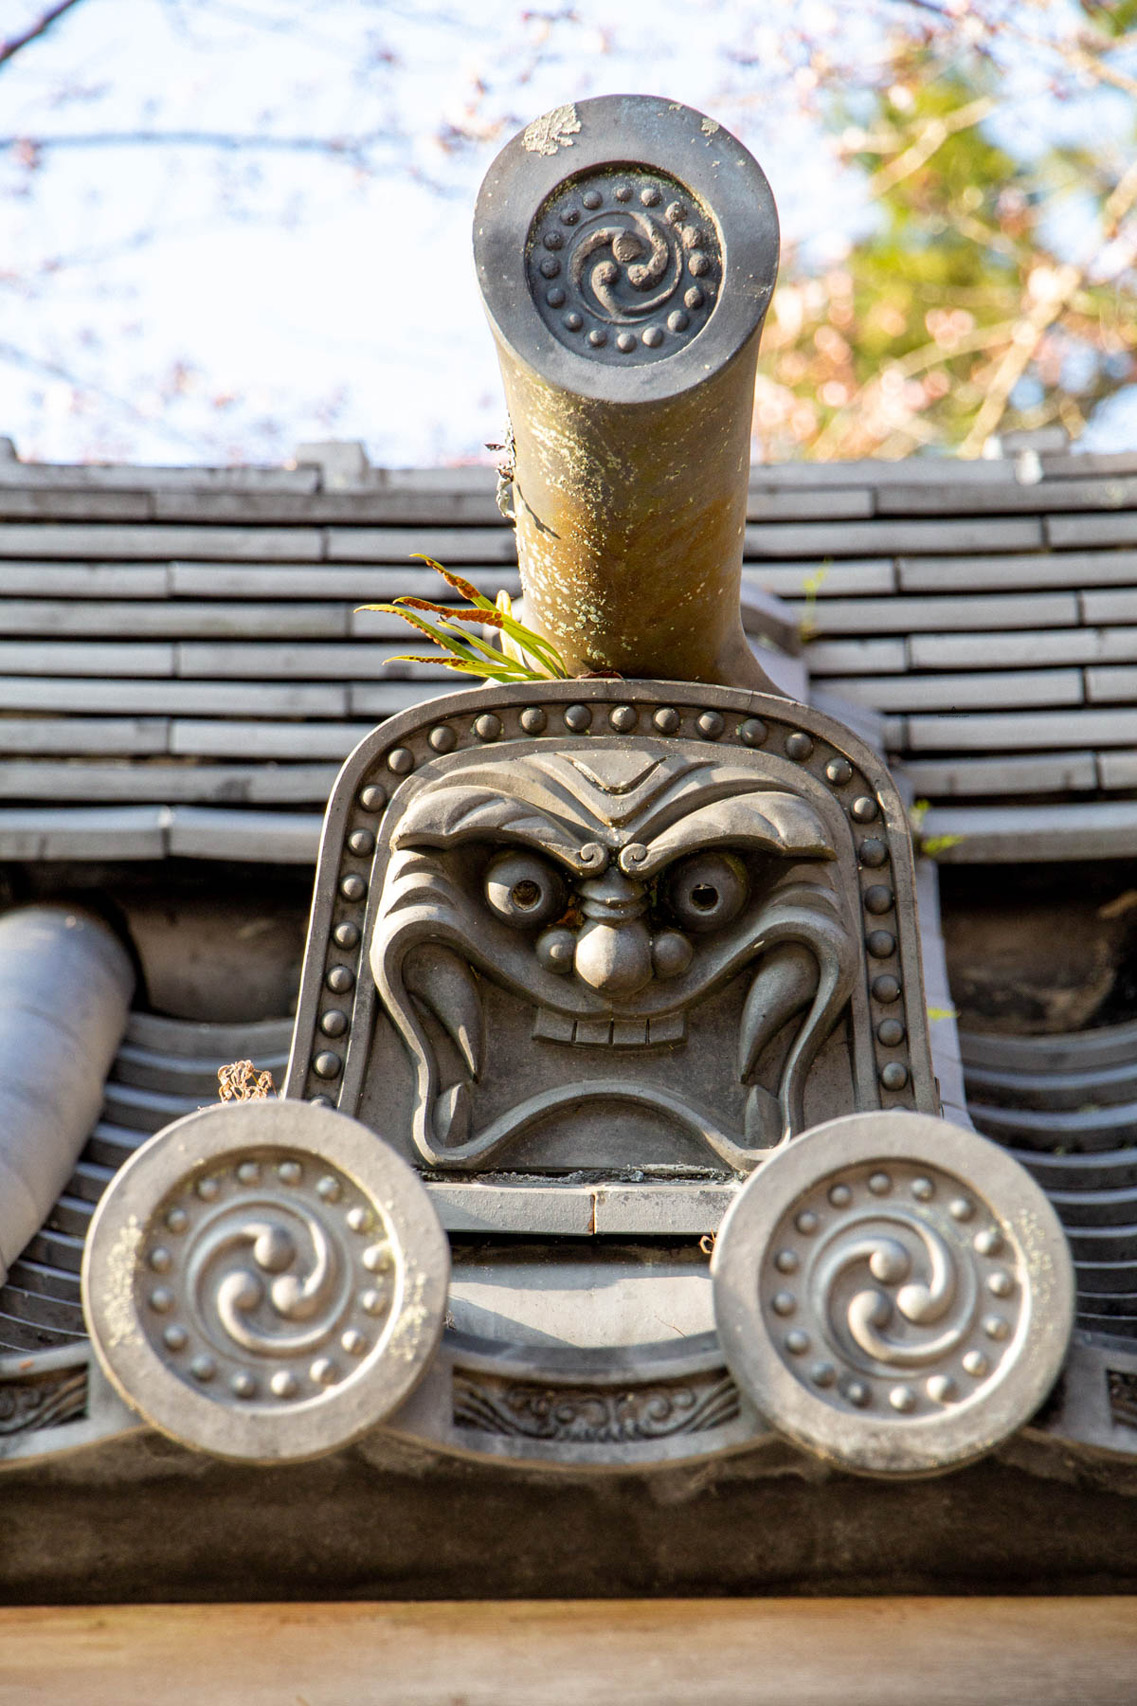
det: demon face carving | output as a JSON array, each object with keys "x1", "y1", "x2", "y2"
[{"x1": 368, "y1": 742, "x2": 862, "y2": 1175}]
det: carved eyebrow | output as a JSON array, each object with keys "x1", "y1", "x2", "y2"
[
  {"x1": 391, "y1": 787, "x2": 607, "y2": 875},
  {"x1": 621, "y1": 791, "x2": 834, "y2": 878}
]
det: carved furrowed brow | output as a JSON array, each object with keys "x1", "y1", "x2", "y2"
[
  {"x1": 391, "y1": 786, "x2": 608, "y2": 874},
  {"x1": 622, "y1": 792, "x2": 835, "y2": 878}
]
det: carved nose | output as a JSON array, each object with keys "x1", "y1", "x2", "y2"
[
  {"x1": 574, "y1": 918, "x2": 653, "y2": 995},
  {"x1": 578, "y1": 867, "x2": 647, "y2": 924}
]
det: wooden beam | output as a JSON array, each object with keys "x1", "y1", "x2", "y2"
[{"x1": 0, "y1": 1598, "x2": 1133, "y2": 1705}]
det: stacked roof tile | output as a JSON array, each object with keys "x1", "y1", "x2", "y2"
[{"x1": 0, "y1": 439, "x2": 1134, "y2": 866}]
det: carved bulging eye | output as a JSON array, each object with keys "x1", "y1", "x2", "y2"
[
  {"x1": 484, "y1": 851, "x2": 566, "y2": 929},
  {"x1": 664, "y1": 852, "x2": 748, "y2": 933}
]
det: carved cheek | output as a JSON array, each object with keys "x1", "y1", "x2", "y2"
[
  {"x1": 536, "y1": 927, "x2": 576, "y2": 974},
  {"x1": 651, "y1": 929, "x2": 694, "y2": 980},
  {"x1": 573, "y1": 919, "x2": 653, "y2": 995}
]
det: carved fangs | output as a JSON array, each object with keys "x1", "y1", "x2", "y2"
[
  {"x1": 738, "y1": 943, "x2": 816, "y2": 1085},
  {"x1": 745, "y1": 1084, "x2": 781, "y2": 1148},
  {"x1": 404, "y1": 944, "x2": 485, "y2": 1080},
  {"x1": 434, "y1": 1082, "x2": 472, "y2": 1148},
  {"x1": 745, "y1": 883, "x2": 859, "y2": 1141}
]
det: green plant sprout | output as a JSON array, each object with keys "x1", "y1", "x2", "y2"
[
  {"x1": 358, "y1": 556, "x2": 570, "y2": 684},
  {"x1": 921, "y1": 833, "x2": 967, "y2": 857},
  {"x1": 797, "y1": 561, "x2": 830, "y2": 643},
  {"x1": 908, "y1": 797, "x2": 965, "y2": 859}
]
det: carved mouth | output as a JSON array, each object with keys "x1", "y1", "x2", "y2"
[
  {"x1": 414, "y1": 1078, "x2": 762, "y2": 1174},
  {"x1": 533, "y1": 1009, "x2": 686, "y2": 1047}
]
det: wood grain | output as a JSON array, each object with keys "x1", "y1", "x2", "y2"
[{"x1": 0, "y1": 1597, "x2": 1134, "y2": 1706}]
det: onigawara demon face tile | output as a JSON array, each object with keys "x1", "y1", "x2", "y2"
[{"x1": 288, "y1": 684, "x2": 938, "y2": 1178}]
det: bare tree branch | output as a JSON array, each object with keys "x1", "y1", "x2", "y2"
[
  {"x1": 0, "y1": 339, "x2": 204, "y2": 451},
  {"x1": 1, "y1": 127, "x2": 397, "y2": 162},
  {"x1": 884, "y1": 0, "x2": 953, "y2": 20},
  {"x1": 0, "y1": 0, "x2": 86, "y2": 71}
]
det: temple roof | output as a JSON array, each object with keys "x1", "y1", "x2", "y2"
[
  {"x1": 0, "y1": 437, "x2": 1134, "y2": 867},
  {"x1": 0, "y1": 438, "x2": 1134, "y2": 1360}
]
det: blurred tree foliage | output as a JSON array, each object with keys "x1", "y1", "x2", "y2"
[{"x1": 756, "y1": 33, "x2": 1137, "y2": 460}]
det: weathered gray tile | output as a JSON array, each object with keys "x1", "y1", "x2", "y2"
[
  {"x1": 175, "y1": 641, "x2": 421, "y2": 678},
  {"x1": 0, "y1": 600, "x2": 347, "y2": 639},
  {"x1": 1040, "y1": 450, "x2": 1137, "y2": 479},
  {"x1": 746, "y1": 517, "x2": 1042, "y2": 558},
  {"x1": 0, "y1": 463, "x2": 319, "y2": 492},
  {"x1": 788, "y1": 592, "x2": 1077, "y2": 636},
  {"x1": 745, "y1": 487, "x2": 874, "y2": 521},
  {"x1": 169, "y1": 562, "x2": 520, "y2": 601},
  {"x1": 899, "y1": 550, "x2": 1137, "y2": 591},
  {"x1": 805, "y1": 638, "x2": 907, "y2": 675},
  {"x1": 0, "y1": 524, "x2": 323, "y2": 561},
  {"x1": 0, "y1": 640, "x2": 173, "y2": 677},
  {"x1": 155, "y1": 489, "x2": 505, "y2": 526},
  {"x1": 1082, "y1": 589, "x2": 1137, "y2": 624},
  {"x1": 124, "y1": 1010, "x2": 295, "y2": 1056},
  {"x1": 170, "y1": 720, "x2": 371, "y2": 758},
  {"x1": 325, "y1": 526, "x2": 516, "y2": 564},
  {"x1": 166, "y1": 806, "x2": 322, "y2": 863},
  {"x1": 329, "y1": 490, "x2": 504, "y2": 524},
  {"x1": 809, "y1": 686, "x2": 891, "y2": 753},
  {"x1": 0, "y1": 718, "x2": 168, "y2": 755},
  {"x1": 0, "y1": 761, "x2": 338, "y2": 803},
  {"x1": 0, "y1": 678, "x2": 346, "y2": 715},
  {"x1": 754, "y1": 645, "x2": 808, "y2": 701},
  {"x1": 427, "y1": 1183, "x2": 594, "y2": 1235},
  {"x1": 747, "y1": 457, "x2": 1013, "y2": 487},
  {"x1": 879, "y1": 475, "x2": 1137, "y2": 516},
  {"x1": 738, "y1": 583, "x2": 802, "y2": 653},
  {"x1": 0, "y1": 489, "x2": 152, "y2": 521},
  {"x1": 1087, "y1": 665, "x2": 1137, "y2": 703},
  {"x1": 1099, "y1": 750, "x2": 1137, "y2": 789},
  {"x1": 743, "y1": 560, "x2": 896, "y2": 597},
  {"x1": 0, "y1": 805, "x2": 167, "y2": 860},
  {"x1": 909, "y1": 630, "x2": 1103, "y2": 670},
  {"x1": 827, "y1": 668, "x2": 1082, "y2": 713},
  {"x1": 366, "y1": 466, "x2": 497, "y2": 493},
  {"x1": 0, "y1": 564, "x2": 168, "y2": 597},
  {"x1": 906, "y1": 708, "x2": 1137, "y2": 751},
  {"x1": 1047, "y1": 513, "x2": 1137, "y2": 548},
  {"x1": 959, "y1": 1018, "x2": 1137, "y2": 1073},
  {"x1": 349, "y1": 679, "x2": 468, "y2": 716},
  {"x1": 592, "y1": 1184, "x2": 736, "y2": 1234},
  {"x1": 918, "y1": 801, "x2": 1137, "y2": 862},
  {"x1": 902, "y1": 752, "x2": 1098, "y2": 796}
]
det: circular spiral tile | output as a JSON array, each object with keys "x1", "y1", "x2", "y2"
[
  {"x1": 711, "y1": 1111, "x2": 1074, "y2": 1476},
  {"x1": 82, "y1": 1100, "x2": 450, "y2": 1464},
  {"x1": 527, "y1": 166, "x2": 722, "y2": 364}
]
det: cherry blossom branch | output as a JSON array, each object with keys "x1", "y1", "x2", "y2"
[{"x1": 0, "y1": 0, "x2": 86, "y2": 71}]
